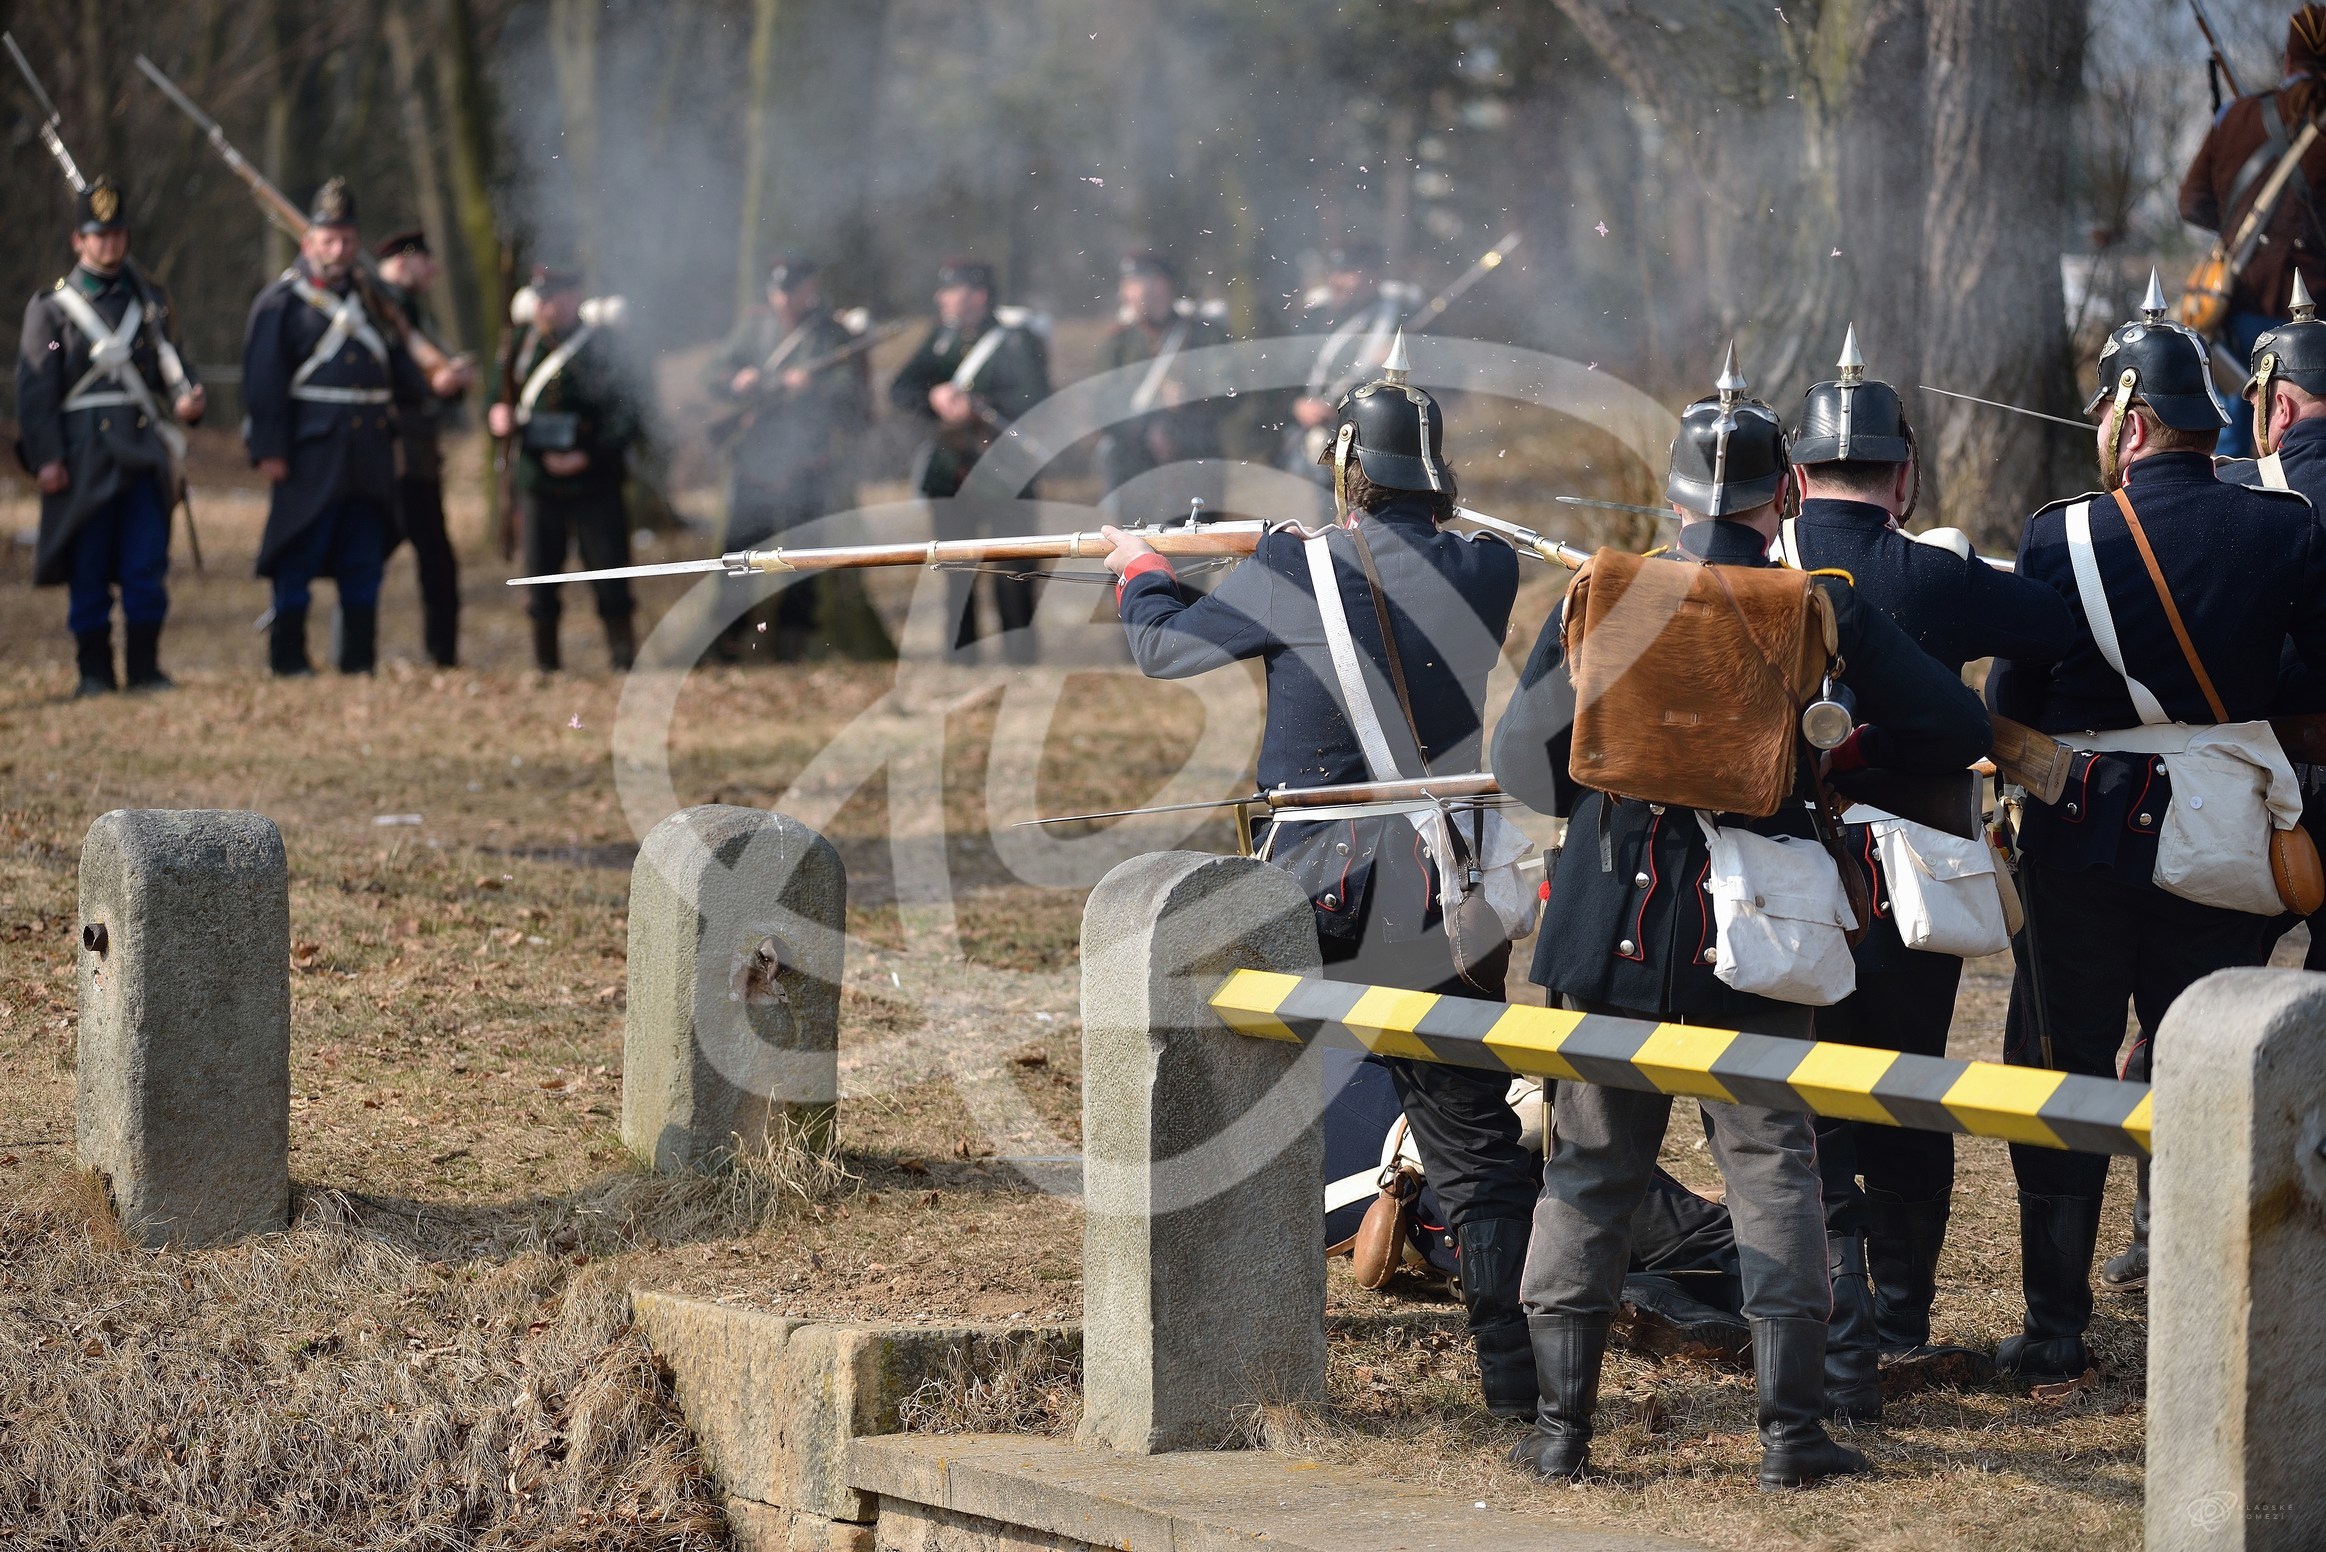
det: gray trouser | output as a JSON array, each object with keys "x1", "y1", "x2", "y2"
[{"x1": 1522, "y1": 1000, "x2": 1831, "y2": 1324}]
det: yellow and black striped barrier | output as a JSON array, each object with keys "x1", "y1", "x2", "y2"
[{"x1": 1210, "y1": 970, "x2": 2151, "y2": 1156}]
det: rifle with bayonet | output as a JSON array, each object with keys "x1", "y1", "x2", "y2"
[
  {"x1": 133, "y1": 53, "x2": 467, "y2": 384},
  {"x1": 505, "y1": 500, "x2": 1588, "y2": 589},
  {"x1": 1300, "y1": 234, "x2": 1521, "y2": 460},
  {"x1": 1022, "y1": 772, "x2": 1513, "y2": 855},
  {"x1": 5, "y1": 32, "x2": 84, "y2": 192},
  {"x1": 2189, "y1": 0, "x2": 2245, "y2": 113},
  {"x1": 705, "y1": 319, "x2": 909, "y2": 453}
]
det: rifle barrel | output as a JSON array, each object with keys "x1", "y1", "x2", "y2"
[
  {"x1": 1454, "y1": 505, "x2": 1593, "y2": 569},
  {"x1": 1919, "y1": 383, "x2": 2091, "y2": 432},
  {"x1": 1015, "y1": 772, "x2": 1505, "y2": 827},
  {"x1": 136, "y1": 54, "x2": 307, "y2": 241},
  {"x1": 7, "y1": 34, "x2": 85, "y2": 192}
]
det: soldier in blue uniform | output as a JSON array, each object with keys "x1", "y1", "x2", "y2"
[
  {"x1": 1099, "y1": 339, "x2": 1544, "y2": 1425},
  {"x1": 16, "y1": 177, "x2": 205, "y2": 695},
  {"x1": 1779, "y1": 329, "x2": 2075, "y2": 1414},
  {"x1": 242, "y1": 179, "x2": 435, "y2": 676},
  {"x1": 888, "y1": 259, "x2": 1051, "y2": 662},
  {"x1": 2107, "y1": 273, "x2": 2326, "y2": 1294},
  {"x1": 1492, "y1": 352, "x2": 1990, "y2": 1487},
  {"x1": 1986, "y1": 274, "x2": 2326, "y2": 1379}
]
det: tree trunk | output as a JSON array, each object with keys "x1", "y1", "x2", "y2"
[
  {"x1": 1921, "y1": 0, "x2": 2088, "y2": 549},
  {"x1": 547, "y1": 0, "x2": 601, "y2": 283},
  {"x1": 430, "y1": 0, "x2": 503, "y2": 539},
  {"x1": 263, "y1": 0, "x2": 300, "y2": 275},
  {"x1": 735, "y1": 0, "x2": 783, "y2": 321},
  {"x1": 383, "y1": 0, "x2": 462, "y2": 349}
]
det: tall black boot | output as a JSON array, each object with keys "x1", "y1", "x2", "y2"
[
  {"x1": 1824, "y1": 1235, "x2": 1883, "y2": 1423},
  {"x1": 2099, "y1": 1161, "x2": 2148, "y2": 1293},
  {"x1": 1508, "y1": 1314, "x2": 1608, "y2": 1482},
  {"x1": 73, "y1": 628, "x2": 115, "y2": 696},
  {"x1": 1867, "y1": 1192, "x2": 1993, "y2": 1389},
  {"x1": 532, "y1": 615, "x2": 562, "y2": 673},
  {"x1": 422, "y1": 598, "x2": 459, "y2": 669},
  {"x1": 123, "y1": 621, "x2": 171, "y2": 690},
  {"x1": 1754, "y1": 1317, "x2": 1872, "y2": 1490},
  {"x1": 604, "y1": 614, "x2": 637, "y2": 671},
  {"x1": 338, "y1": 604, "x2": 377, "y2": 675},
  {"x1": 1456, "y1": 1219, "x2": 1536, "y2": 1421},
  {"x1": 269, "y1": 609, "x2": 313, "y2": 678},
  {"x1": 1995, "y1": 1191, "x2": 2101, "y2": 1380}
]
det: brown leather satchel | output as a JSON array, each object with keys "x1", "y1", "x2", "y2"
[
  {"x1": 1563, "y1": 547, "x2": 1837, "y2": 818},
  {"x1": 1349, "y1": 1157, "x2": 1424, "y2": 1290}
]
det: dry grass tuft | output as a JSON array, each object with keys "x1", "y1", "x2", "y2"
[
  {"x1": 895, "y1": 1332, "x2": 1081, "y2": 1438},
  {"x1": 0, "y1": 1176, "x2": 727, "y2": 1550}
]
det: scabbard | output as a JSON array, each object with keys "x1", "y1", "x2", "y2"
[{"x1": 1989, "y1": 714, "x2": 2073, "y2": 806}]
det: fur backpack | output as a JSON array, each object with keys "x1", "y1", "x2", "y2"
[{"x1": 1563, "y1": 547, "x2": 1838, "y2": 819}]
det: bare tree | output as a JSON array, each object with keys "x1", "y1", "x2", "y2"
[
  {"x1": 736, "y1": 0, "x2": 783, "y2": 321},
  {"x1": 1922, "y1": 0, "x2": 2088, "y2": 546},
  {"x1": 382, "y1": 0, "x2": 462, "y2": 348}
]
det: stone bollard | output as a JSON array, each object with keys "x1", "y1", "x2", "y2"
[
  {"x1": 77, "y1": 810, "x2": 290, "y2": 1247},
  {"x1": 623, "y1": 805, "x2": 846, "y2": 1174},
  {"x1": 1078, "y1": 851, "x2": 1325, "y2": 1454},
  {"x1": 2149, "y1": 968, "x2": 2326, "y2": 1551}
]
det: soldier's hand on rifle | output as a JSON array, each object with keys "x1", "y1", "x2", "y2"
[
  {"x1": 1292, "y1": 396, "x2": 1335, "y2": 428},
  {"x1": 730, "y1": 367, "x2": 761, "y2": 396},
  {"x1": 1099, "y1": 525, "x2": 1156, "y2": 577},
  {"x1": 487, "y1": 403, "x2": 515, "y2": 439},
  {"x1": 541, "y1": 449, "x2": 589, "y2": 478},
  {"x1": 257, "y1": 458, "x2": 289, "y2": 484},
  {"x1": 929, "y1": 382, "x2": 976, "y2": 425},
  {"x1": 35, "y1": 461, "x2": 68, "y2": 495},
  {"x1": 175, "y1": 385, "x2": 207, "y2": 425},
  {"x1": 430, "y1": 359, "x2": 474, "y2": 399},
  {"x1": 780, "y1": 366, "x2": 812, "y2": 393}
]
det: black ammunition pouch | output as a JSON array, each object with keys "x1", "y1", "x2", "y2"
[{"x1": 522, "y1": 410, "x2": 581, "y2": 453}]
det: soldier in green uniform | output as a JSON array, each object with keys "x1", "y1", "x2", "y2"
[
  {"x1": 487, "y1": 263, "x2": 645, "y2": 672},
  {"x1": 888, "y1": 258, "x2": 1051, "y2": 661},
  {"x1": 703, "y1": 255, "x2": 874, "y2": 660},
  {"x1": 1092, "y1": 250, "x2": 1229, "y2": 513},
  {"x1": 373, "y1": 229, "x2": 475, "y2": 666},
  {"x1": 16, "y1": 176, "x2": 204, "y2": 694}
]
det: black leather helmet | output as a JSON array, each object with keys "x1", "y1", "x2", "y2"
[
  {"x1": 1792, "y1": 326, "x2": 1913, "y2": 465},
  {"x1": 1667, "y1": 345, "x2": 1788, "y2": 518},
  {"x1": 1325, "y1": 330, "x2": 1450, "y2": 493},
  {"x1": 2087, "y1": 269, "x2": 2228, "y2": 431},
  {"x1": 308, "y1": 176, "x2": 357, "y2": 229},
  {"x1": 2248, "y1": 272, "x2": 2326, "y2": 398},
  {"x1": 75, "y1": 176, "x2": 127, "y2": 234}
]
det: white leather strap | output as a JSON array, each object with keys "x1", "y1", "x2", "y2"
[
  {"x1": 1128, "y1": 319, "x2": 1189, "y2": 413},
  {"x1": 949, "y1": 322, "x2": 1010, "y2": 392},
  {"x1": 1303, "y1": 533, "x2": 1405, "y2": 784},
  {"x1": 48, "y1": 285, "x2": 185, "y2": 462},
  {"x1": 1778, "y1": 515, "x2": 1804, "y2": 569},
  {"x1": 2260, "y1": 451, "x2": 2291, "y2": 489},
  {"x1": 518, "y1": 325, "x2": 596, "y2": 419},
  {"x1": 2064, "y1": 497, "x2": 2171, "y2": 726},
  {"x1": 288, "y1": 275, "x2": 388, "y2": 401}
]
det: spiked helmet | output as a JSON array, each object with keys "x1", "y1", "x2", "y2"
[
  {"x1": 1324, "y1": 329, "x2": 1452, "y2": 504},
  {"x1": 2246, "y1": 272, "x2": 2326, "y2": 451},
  {"x1": 1666, "y1": 344, "x2": 1789, "y2": 518},
  {"x1": 2088, "y1": 268, "x2": 2228, "y2": 432}
]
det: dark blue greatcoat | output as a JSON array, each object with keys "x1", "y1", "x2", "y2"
[
  {"x1": 242, "y1": 261, "x2": 426, "y2": 576},
  {"x1": 1117, "y1": 495, "x2": 1519, "y2": 944}
]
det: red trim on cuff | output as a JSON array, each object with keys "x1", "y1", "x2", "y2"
[
  {"x1": 1826, "y1": 726, "x2": 1871, "y2": 775},
  {"x1": 1115, "y1": 550, "x2": 1177, "y2": 600}
]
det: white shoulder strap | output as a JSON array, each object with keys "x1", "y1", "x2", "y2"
[
  {"x1": 2260, "y1": 451, "x2": 2291, "y2": 489},
  {"x1": 1777, "y1": 516, "x2": 1804, "y2": 569},
  {"x1": 48, "y1": 286, "x2": 186, "y2": 464},
  {"x1": 288, "y1": 275, "x2": 389, "y2": 395},
  {"x1": 949, "y1": 322, "x2": 1010, "y2": 392},
  {"x1": 519, "y1": 325, "x2": 596, "y2": 418},
  {"x1": 1303, "y1": 533, "x2": 1404, "y2": 783},
  {"x1": 1128, "y1": 318, "x2": 1189, "y2": 414},
  {"x1": 2064, "y1": 497, "x2": 2172, "y2": 725}
]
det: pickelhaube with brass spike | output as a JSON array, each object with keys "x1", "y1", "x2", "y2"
[
  {"x1": 1323, "y1": 328, "x2": 1451, "y2": 495},
  {"x1": 1666, "y1": 343, "x2": 1789, "y2": 518},
  {"x1": 2248, "y1": 271, "x2": 2326, "y2": 400},
  {"x1": 2087, "y1": 267, "x2": 2228, "y2": 431},
  {"x1": 75, "y1": 176, "x2": 126, "y2": 234},
  {"x1": 308, "y1": 176, "x2": 358, "y2": 228},
  {"x1": 1791, "y1": 324, "x2": 1913, "y2": 466}
]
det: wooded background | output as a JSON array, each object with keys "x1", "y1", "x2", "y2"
[{"x1": 0, "y1": 0, "x2": 2302, "y2": 546}]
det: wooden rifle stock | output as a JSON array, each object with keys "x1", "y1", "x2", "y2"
[{"x1": 705, "y1": 321, "x2": 906, "y2": 452}]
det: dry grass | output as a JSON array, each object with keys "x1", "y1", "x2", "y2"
[
  {"x1": 0, "y1": 1173, "x2": 724, "y2": 1551},
  {"x1": 895, "y1": 1333, "x2": 1083, "y2": 1438}
]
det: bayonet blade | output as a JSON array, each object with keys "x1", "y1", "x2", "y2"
[
  {"x1": 5, "y1": 33, "x2": 63, "y2": 122},
  {"x1": 1919, "y1": 384, "x2": 2090, "y2": 432},
  {"x1": 506, "y1": 557, "x2": 735, "y2": 587},
  {"x1": 1553, "y1": 494, "x2": 1682, "y2": 520}
]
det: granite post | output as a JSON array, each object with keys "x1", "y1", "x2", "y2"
[
  {"x1": 76, "y1": 809, "x2": 290, "y2": 1247},
  {"x1": 2148, "y1": 968, "x2": 2326, "y2": 1551},
  {"x1": 1078, "y1": 851, "x2": 1324, "y2": 1454},
  {"x1": 623, "y1": 805, "x2": 846, "y2": 1173}
]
